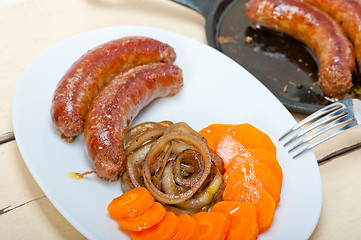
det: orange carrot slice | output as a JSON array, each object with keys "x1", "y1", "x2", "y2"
[
  {"x1": 216, "y1": 133, "x2": 249, "y2": 170},
  {"x1": 107, "y1": 187, "x2": 155, "y2": 219},
  {"x1": 225, "y1": 162, "x2": 281, "y2": 206},
  {"x1": 223, "y1": 180, "x2": 276, "y2": 233},
  {"x1": 223, "y1": 150, "x2": 257, "y2": 181},
  {"x1": 174, "y1": 214, "x2": 200, "y2": 240},
  {"x1": 199, "y1": 124, "x2": 234, "y2": 152},
  {"x1": 248, "y1": 148, "x2": 283, "y2": 184},
  {"x1": 223, "y1": 149, "x2": 283, "y2": 186},
  {"x1": 130, "y1": 211, "x2": 179, "y2": 240},
  {"x1": 221, "y1": 124, "x2": 276, "y2": 154},
  {"x1": 192, "y1": 212, "x2": 230, "y2": 240},
  {"x1": 118, "y1": 202, "x2": 166, "y2": 232},
  {"x1": 211, "y1": 201, "x2": 259, "y2": 240}
]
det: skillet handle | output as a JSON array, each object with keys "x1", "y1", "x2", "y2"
[{"x1": 170, "y1": 0, "x2": 214, "y2": 18}]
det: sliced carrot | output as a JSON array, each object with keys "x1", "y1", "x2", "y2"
[
  {"x1": 192, "y1": 212, "x2": 230, "y2": 240},
  {"x1": 223, "y1": 149, "x2": 283, "y2": 186},
  {"x1": 248, "y1": 148, "x2": 283, "y2": 184},
  {"x1": 222, "y1": 150, "x2": 257, "y2": 182},
  {"x1": 107, "y1": 187, "x2": 155, "y2": 219},
  {"x1": 130, "y1": 211, "x2": 179, "y2": 240},
  {"x1": 216, "y1": 133, "x2": 249, "y2": 170},
  {"x1": 211, "y1": 201, "x2": 259, "y2": 240},
  {"x1": 174, "y1": 214, "x2": 200, "y2": 240},
  {"x1": 225, "y1": 162, "x2": 281, "y2": 206},
  {"x1": 221, "y1": 124, "x2": 276, "y2": 154},
  {"x1": 199, "y1": 124, "x2": 234, "y2": 152},
  {"x1": 223, "y1": 180, "x2": 276, "y2": 233},
  {"x1": 118, "y1": 202, "x2": 166, "y2": 232}
]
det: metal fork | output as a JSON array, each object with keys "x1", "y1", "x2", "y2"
[
  {"x1": 279, "y1": 98, "x2": 361, "y2": 158},
  {"x1": 0, "y1": 132, "x2": 15, "y2": 144}
]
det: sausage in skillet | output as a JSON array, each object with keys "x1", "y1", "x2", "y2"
[
  {"x1": 302, "y1": 0, "x2": 361, "y2": 72},
  {"x1": 246, "y1": 0, "x2": 355, "y2": 98}
]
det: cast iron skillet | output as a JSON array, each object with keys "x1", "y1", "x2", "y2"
[{"x1": 171, "y1": 0, "x2": 359, "y2": 114}]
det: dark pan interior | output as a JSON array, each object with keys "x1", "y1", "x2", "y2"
[{"x1": 173, "y1": 0, "x2": 361, "y2": 114}]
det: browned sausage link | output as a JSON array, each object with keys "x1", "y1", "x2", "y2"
[
  {"x1": 84, "y1": 63, "x2": 183, "y2": 181},
  {"x1": 51, "y1": 37, "x2": 176, "y2": 142},
  {"x1": 302, "y1": 0, "x2": 361, "y2": 70},
  {"x1": 246, "y1": 0, "x2": 355, "y2": 98}
]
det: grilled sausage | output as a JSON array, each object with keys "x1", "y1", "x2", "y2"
[
  {"x1": 246, "y1": 0, "x2": 355, "y2": 98},
  {"x1": 84, "y1": 63, "x2": 183, "y2": 181},
  {"x1": 302, "y1": 0, "x2": 361, "y2": 70},
  {"x1": 51, "y1": 37, "x2": 176, "y2": 142}
]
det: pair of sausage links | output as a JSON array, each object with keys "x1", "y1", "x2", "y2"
[
  {"x1": 51, "y1": 36, "x2": 176, "y2": 142},
  {"x1": 246, "y1": 0, "x2": 355, "y2": 98},
  {"x1": 302, "y1": 0, "x2": 361, "y2": 71},
  {"x1": 84, "y1": 62, "x2": 183, "y2": 181}
]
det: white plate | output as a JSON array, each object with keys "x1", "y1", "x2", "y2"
[{"x1": 12, "y1": 26, "x2": 322, "y2": 240}]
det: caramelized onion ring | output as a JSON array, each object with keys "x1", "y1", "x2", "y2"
[
  {"x1": 173, "y1": 149, "x2": 204, "y2": 187},
  {"x1": 210, "y1": 151, "x2": 224, "y2": 173},
  {"x1": 126, "y1": 142, "x2": 152, "y2": 188},
  {"x1": 170, "y1": 140, "x2": 196, "y2": 154},
  {"x1": 123, "y1": 121, "x2": 224, "y2": 212},
  {"x1": 176, "y1": 168, "x2": 223, "y2": 209},
  {"x1": 143, "y1": 130, "x2": 212, "y2": 204},
  {"x1": 151, "y1": 143, "x2": 172, "y2": 187},
  {"x1": 162, "y1": 161, "x2": 179, "y2": 194},
  {"x1": 125, "y1": 122, "x2": 165, "y2": 145},
  {"x1": 165, "y1": 122, "x2": 207, "y2": 144},
  {"x1": 125, "y1": 127, "x2": 166, "y2": 155},
  {"x1": 120, "y1": 171, "x2": 134, "y2": 193}
]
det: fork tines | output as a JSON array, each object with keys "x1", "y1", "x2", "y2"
[{"x1": 280, "y1": 100, "x2": 358, "y2": 158}]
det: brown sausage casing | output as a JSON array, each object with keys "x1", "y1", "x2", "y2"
[
  {"x1": 246, "y1": 0, "x2": 355, "y2": 98},
  {"x1": 302, "y1": 0, "x2": 361, "y2": 70},
  {"x1": 51, "y1": 37, "x2": 176, "y2": 142},
  {"x1": 84, "y1": 63, "x2": 183, "y2": 181}
]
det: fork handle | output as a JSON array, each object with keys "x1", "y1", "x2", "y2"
[
  {"x1": 318, "y1": 142, "x2": 361, "y2": 165},
  {"x1": 0, "y1": 132, "x2": 15, "y2": 144}
]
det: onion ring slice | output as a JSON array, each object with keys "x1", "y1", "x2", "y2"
[{"x1": 143, "y1": 130, "x2": 212, "y2": 204}]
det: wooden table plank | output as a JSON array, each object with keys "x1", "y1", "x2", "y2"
[{"x1": 2, "y1": 0, "x2": 361, "y2": 239}]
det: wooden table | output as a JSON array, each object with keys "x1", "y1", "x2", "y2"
[{"x1": 1, "y1": 0, "x2": 361, "y2": 239}]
